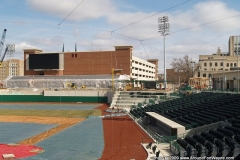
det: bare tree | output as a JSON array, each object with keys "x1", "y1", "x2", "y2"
[{"x1": 170, "y1": 55, "x2": 199, "y2": 83}]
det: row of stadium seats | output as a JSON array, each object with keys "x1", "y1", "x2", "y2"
[
  {"x1": 176, "y1": 123, "x2": 240, "y2": 158},
  {"x1": 130, "y1": 92, "x2": 240, "y2": 129}
]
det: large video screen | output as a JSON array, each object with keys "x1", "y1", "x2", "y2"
[{"x1": 29, "y1": 53, "x2": 59, "y2": 69}]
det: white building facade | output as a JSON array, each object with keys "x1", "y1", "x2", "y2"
[{"x1": 131, "y1": 56, "x2": 157, "y2": 81}]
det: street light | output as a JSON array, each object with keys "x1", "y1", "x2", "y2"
[
  {"x1": 208, "y1": 57, "x2": 213, "y2": 90},
  {"x1": 158, "y1": 16, "x2": 170, "y2": 89},
  {"x1": 190, "y1": 61, "x2": 195, "y2": 77},
  {"x1": 234, "y1": 46, "x2": 240, "y2": 93}
]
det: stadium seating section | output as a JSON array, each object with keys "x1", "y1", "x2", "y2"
[{"x1": 130, "y1": 92, "x2": 240, "y2": 158}]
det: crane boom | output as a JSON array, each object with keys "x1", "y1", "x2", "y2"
[
  {"x1": 0, "y1": 29, "x2": 7, "y2": 59},
  {"x1": 0, "y1": 46, "x2": 8, "y2": 68}
]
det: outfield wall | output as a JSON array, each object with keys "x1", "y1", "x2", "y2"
[
  {"x1": 0, "y1": 95, "x2": 107, "y2": 102},
  {"x1": 0, "y1": 90, "x2": 110, "y2": 103}
]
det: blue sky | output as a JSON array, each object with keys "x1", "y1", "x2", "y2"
[{"x1": 1, "y1": 0, "x2": 240, "y2": 73}]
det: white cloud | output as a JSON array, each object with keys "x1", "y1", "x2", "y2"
[
  {"x1": 73, "y1": 28, "x2": 80, "y2": 36},
  {"x1": 26, "y1": 0, "x2": 116, "y2": 22},
  {"x1": 9, "y1": 42, "x2": 37, "y2": 60},
  {"x1": 21, "y1": 0, "x2": 240, "y2": 73},
  {"x1": 171, "y1": 1, "x2": 240, "y2": 32},
  {"x1": 108, "y1": 1, "x2": 240, "y2": 41},
  {"x1": 28, "y1": 36, "x2": 62, "y2": 47}
]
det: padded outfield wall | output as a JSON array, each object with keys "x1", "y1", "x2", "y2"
[{"x1": 0, "y1": 90, "x2": 112, "y2": 103}]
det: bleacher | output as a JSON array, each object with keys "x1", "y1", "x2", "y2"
[
  {"x1": 130, "y1": 92, "x2": 240, "y2": 130},
  {"x1": 175, "y1": 117, "x2": 240, "y2": 158},
  {"x1": 128, "y1": 92, "x2": 240, "y2": 158}
]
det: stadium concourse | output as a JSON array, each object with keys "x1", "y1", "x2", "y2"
[{"x1": 2, "y1": 74, "x2": 130, "y2": 90}]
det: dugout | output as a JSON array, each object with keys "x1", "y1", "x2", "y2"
[{"x1": 146, "y1": 112, "x2": 185, "y2": 136}]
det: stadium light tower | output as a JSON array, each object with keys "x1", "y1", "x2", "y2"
[{"x1": 158, "y1": 16, "x2": 170, "y2": 89}]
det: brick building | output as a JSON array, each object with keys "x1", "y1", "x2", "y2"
[
  {"x1": 0, "y1": 59, "x2": 24, "y2": 81},
  {"x1": 24, "y1": 46, "x2": 158, "y2": 80}
]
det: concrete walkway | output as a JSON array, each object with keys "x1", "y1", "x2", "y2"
[{"x1": 142, "y1": 143, "x2": 174, "y2": 160}]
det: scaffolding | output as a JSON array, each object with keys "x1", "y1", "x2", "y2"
[{"x1": 3, "y1": 75, "x2": 130, "y2": 90}]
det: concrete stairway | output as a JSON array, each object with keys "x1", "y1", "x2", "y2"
[{"x1": 110, "y1": 91, "x2": 166, "y2": 108}]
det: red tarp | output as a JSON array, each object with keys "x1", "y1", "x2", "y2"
[{"x1": 0, "y1": 144, "x2": 43, "y2": 159}]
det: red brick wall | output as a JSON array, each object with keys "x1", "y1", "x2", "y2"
[{"x1": 24, "y1": 48, "x2": 131, "y2": 76}]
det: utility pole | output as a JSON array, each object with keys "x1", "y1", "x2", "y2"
[
  {"x1": 237, "y1": 36, "x2": 239, "y2": 93},
  {"x1": 179, "y1": 76, "x2": 181, "y2": 87},
  {"x1": 190, "y1": 61, "x2": 195, "y2": 77},
  {"x1": 234, "y1": 36, "x2": 240, "y2": 93},
  {"x1": 158, "y1": 16, "x2": 170, "y2": 89}
]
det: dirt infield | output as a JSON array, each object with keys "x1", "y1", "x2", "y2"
[
  {"x1": 0, "y1": 116, "x2": 84, "y2": 145},
  {"x1": 96, "y1": 104, "x2": 154, "y2": 160}
]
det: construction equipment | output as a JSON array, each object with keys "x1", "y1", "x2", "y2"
[
  {"x1": 0, "y1": 46, "x2": 8, "y2": 68},
  {"x1": 65, "y1": 82, "x2": 77, "y2": 89},
  {"x1": 0, "y1": 29, "x2": 7, "y2": 59},
  {"x1": 0, "y1": 29, "x2": 7, "y2": 68}
]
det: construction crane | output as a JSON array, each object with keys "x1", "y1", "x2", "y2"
[
  {"x1": 0, "y1": 29, "x2": 7, "y2": 59},
  {"x1": 0, "y1": 29, "x2": 7, "y2": 68},
  {"x1": 0, "y1": 46, "x2": 8, "y2": 67}
]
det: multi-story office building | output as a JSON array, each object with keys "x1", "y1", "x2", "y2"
[
  {"x1": 229, "y1": 35, "x2": 240, "y2": 56},
  {"x1": 199, "y1": 36, "x2": 240, "y2": 78},
  {"x1": 198, "y1": 36, "x2": 240, "y2": 90},
  {"x1": 131, "y1": 56, "x2": 157, "y2": 81},
  {"x1": 24, "y1": 46, "x2": 158, "y2": 81},
  {"x1": 199, "y1": 47, "x2": 229, "y2": 78},
  {"x1": 0, "y1": 59, "x2": 24, "y2": 80}
]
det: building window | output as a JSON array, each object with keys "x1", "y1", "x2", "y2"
[
  {"x1": 227, "y1": 63, "x2": 229, "y2": 67},
  {"x1": 230, "y1": 63, "x2": 233, "y2": 67},
  {"x1": 72, "y1": 54, "x2": 74, "y2": 58},
  {"x1": 220, "y1": 62, "x2": 223, "y2": 66},
  {"x1": 215, "y1": 62, "x2": 217, "y2": 66},
  {"x1": 204, "y1": 63, "x2": 207, "y2": 67},
  {"x1": 75, "y1": 54, "x2": 77, "y2": 57},
  {"x1": 203, "y1": 74, "x2": 206, "y2": 77},
  {"x1": 204, "y1": 68, "x2": 207, "y2": 70},
  {"x1": 209, "y1": 62, "x2": 212, "y2": 67},
  {"x1": 234, "y1": 63, "x2": 237, "y2": 67}
]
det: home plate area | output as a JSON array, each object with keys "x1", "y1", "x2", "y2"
[{"x1": 0, "y1": 144, "x2": 43, "y2": 160}]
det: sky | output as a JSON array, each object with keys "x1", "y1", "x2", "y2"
[{"x1": 1, "y1": 0, "x2": 240, "y2": 73}]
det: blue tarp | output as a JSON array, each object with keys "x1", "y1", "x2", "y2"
[
  {"x1": 0, "y1": 123, "x2": 57, "y2": 144},
  {"x1": 24, "y1": 118, "x2": 104, "y2": 160}
]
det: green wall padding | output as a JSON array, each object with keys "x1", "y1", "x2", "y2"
[{"x1": 0, "y1": 95, "x2": 108, "y2": 103}]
